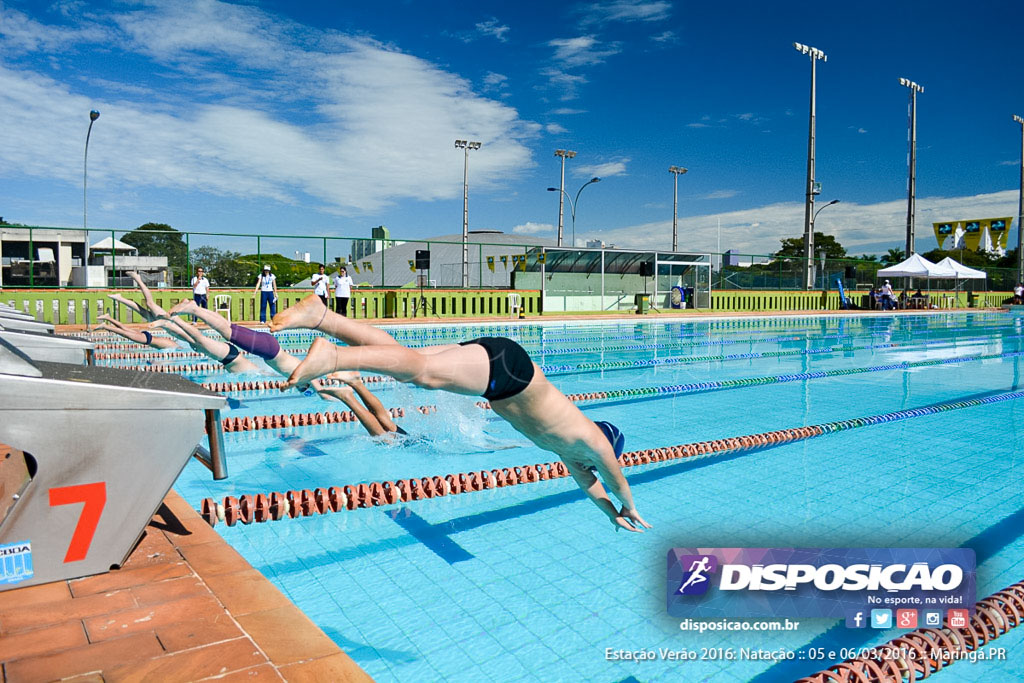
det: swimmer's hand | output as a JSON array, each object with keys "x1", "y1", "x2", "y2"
[{"x1": 613, "y1": 506, "x2": 651, "y2": 533}]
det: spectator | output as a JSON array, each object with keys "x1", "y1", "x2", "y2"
[
  {"x1": 1015, "y1": 282, "x2": 1023, "y2": 305},
  {"x1": 190, "y1": 266, "x2": 210, "y2": 322},
  {"x1": 867, "y1": 286, "x2": 877, "y2": 310},
  {"x1": 311, "y1": 264, "x2": 330, "y2": 308},
  {"x1": 333, "y1": 266, "x2": 355, "y2": 317},
  {"x1": 254, "y1": 264, "x2": 278, "y2": 323},
  {"x1": 880, "y1": 279, "x2": 895, "y2": 310}
]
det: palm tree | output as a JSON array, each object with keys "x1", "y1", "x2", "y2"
[{"x1": 881, "y1": 248, "x2": 905, "y2": 265}]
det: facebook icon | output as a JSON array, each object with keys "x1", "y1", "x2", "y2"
[{"x1": 845, "y1": 611, "x2": 867, "y2": 628}]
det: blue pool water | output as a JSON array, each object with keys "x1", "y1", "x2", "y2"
[{"x1": 155, "y1": 312, "x2": 1024, "y2": 682}]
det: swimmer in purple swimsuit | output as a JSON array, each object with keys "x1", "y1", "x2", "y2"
[{"x1": 273, "y1": 295, "x2": 650, "y2": 533}]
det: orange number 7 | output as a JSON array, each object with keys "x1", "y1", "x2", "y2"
[{"x1": 48, "y1": 483, "x2": 107, "y2": 563}]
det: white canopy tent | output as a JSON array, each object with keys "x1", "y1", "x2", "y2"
[
  {"x1": 876, "y1": 253, "x2": 956, "y2": 279},
  {"x1": 936, "y1": 257, "x2": 987, "y2": 280}
]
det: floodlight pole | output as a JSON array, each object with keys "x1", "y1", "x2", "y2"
[
  {"x1": 1015, "y1": 114, "x2": 1024, "y2": 283},
  {"x1": 547, "y1": 177, "x2": 601, "y2": 248},
  {"x1": 669, "y1": 166, "x2": 688, "y2": 251},
  {"x1": 794, "y1": 42, "x2": 826, "y2": 290},
  {"x1": 900, "y1": 78, "x2": 924, "y2": 257},
  {"x1": 455, "y1": 139, "x2": 481, "y2": 288},
  {"x1": 84, "y1": 110, "x2": 100, "y2": 230},
  {"x1": 554, "y1": 150, "x2": 576, "y2": 247}
]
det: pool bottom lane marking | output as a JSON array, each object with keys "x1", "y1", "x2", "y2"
[{"x1": 386, "y1": 507, "x2": 474, "y2": 565}]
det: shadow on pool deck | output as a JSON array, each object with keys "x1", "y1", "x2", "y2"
[{"x1": 0, "y1": 490, "x2": 372, "y2": 682}]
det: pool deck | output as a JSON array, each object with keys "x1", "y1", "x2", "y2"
[
  {"x1": 2, "y1": 306, "x2": 1000, "y2": 680},
  {"x1": 0, "y1": 489, "x2": 371, "y2": 682}
]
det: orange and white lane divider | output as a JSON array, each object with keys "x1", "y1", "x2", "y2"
[{"x1": 796, "y1": 578, "x2": 1024, "y2": 682}]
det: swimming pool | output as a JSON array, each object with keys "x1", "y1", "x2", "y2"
[{"x1": 154, "y1": 312, "x2": 1024, "y2": 681}]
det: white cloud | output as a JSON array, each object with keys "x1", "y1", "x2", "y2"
[
  {"x1": 545, "y1": 122, "x2": 568, "y2": 134},
  {"x1": 474, "y1": 18, "x2": 510, "y2": 42},
  {"x1": 703, "y1": 190, "x2": 738, "y2": 200},
  {"x1": 578, "y1": 0, "x2": 672, "y2": 27},
  {"x1": 551, "y1": 107, "x2": 586, "y2": 115},
  {"x1": 575, "y1": 159, "x2": 629, "y2": 177},
  {"x1": 686, "y1": 122, "x2": 710, "y2": 128},
  {"x1": 650, "y1": 30, "x2": 677, "y2": 44},
  {"x1": 540, "y1": 67, "x2": 588, "y2": 100},
  {"x1": 0, "y1": 1, "x2": 537, "y2": 214},
  {"x1": 548, "y1": 35, "x2": 621, "y2": 68},
  {"x1": 482, "y1": 71, "x2": 508, "y2": 94},
  {"x1": 737, "y1": 112, "x2": 755, "y2": 121},
  {"x1": 581, "y1": 190, "x2": 1021, "y2": 256},
  {"x1": 999, "y1": 160, "x2": 1019, "y2": 166},
  {"x1": 848, "y1": 126, "x2": 868, "y2": 134},
  {"x1": 512, "y1": 221, "x2": 554, "y2": 235}
]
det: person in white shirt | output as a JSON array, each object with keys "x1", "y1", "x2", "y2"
[
  {"x1": 311, "y1": 264, "x2": 330, "y2": 307},
  {"x1": 880, "y1": 279, "x2": 896, "y2": 310},
  {"x1": 190, "y1": 266, "x2": 211, "y2": 322},
  {"x1": 254, "y1": 264, "x2": 278, "y2": 323},
  {"x1": 1014, "y1": 282, "x2": 1023, "y2": 305},
  {"x1": 333, "y1": 266, "x2": 355, "y2": 316}
]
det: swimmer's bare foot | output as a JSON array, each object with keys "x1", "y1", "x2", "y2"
[
  {"x1": 270, "y1": 294, "x2": 326, "y2": 332},
  {"x1": 97, "y1": 314, "x2": 118, "y2": 325},
  {"x1": 314, "y1": 383, "x2": 354, "y2": 403},
  {"x1": 168, "y1": 299, "x2": 199, "y2": 318},
  {"x1": 281, "y1": 337, "x2": 340, "y2": 390},
  {"x1": 327, "y1": 370, "x2": 362, "y2": 386}
]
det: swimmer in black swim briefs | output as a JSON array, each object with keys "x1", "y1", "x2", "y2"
[{"x1": 274, "y1": 295, "x2": 650, "y2": 533}]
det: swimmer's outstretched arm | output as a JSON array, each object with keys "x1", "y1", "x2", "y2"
[
  {"x1": 316, "y1": 385, "x2": 388, "y2": 436},
  {"x1": 564, "y1": 460, "x2": 650, "y2": 533},
  {"x1": 329, "y1": 371, "x2": 399, "y2": 432}
]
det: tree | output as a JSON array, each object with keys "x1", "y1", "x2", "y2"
[
  {"x1": 855, "y1": 254, "x2": 878, "y2": 262},
  {"x1": 189, "y1": 246, "x2": 253, "y2": 287},
  {"x1": 774, "y1": 232, "x2": 847, "y2": 260},
  {"x1": 881, "y1": 248, "x2": 905, "y2": 266},
  {"x1": 121, "y1": 223, "x2": 187, "y2": 272}
]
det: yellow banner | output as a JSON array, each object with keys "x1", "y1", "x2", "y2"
[
  {"x1": 363, "y1": 261, "x2": 373, "y2": 272},
  {"x1": 933, "y1": 221, "x2": 955, "y2": 250},
  {"x1": 499, "y1": 255, "x2": 508, "y2": 268},
  {"x1": 962, "y1": 221, "x2": 982, "y2": 251},
  {"x1": 408, "y1": 260, "x2": 416, "y2": 272},
  {"x1": 988, "y1": 217, "x2": 1011, "y2": 250},
  {"x1": 487, "y1": 256, "x2": 495, "y2": 272}
]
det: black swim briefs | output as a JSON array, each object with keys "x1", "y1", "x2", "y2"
[
  {"x1": 459, "y1": 337, "x2": 535, "y2": 402},
  {"x1": 221, "y1": 343, "x2": 241, "y2": 366},
  {"x1": 141, "y1": 330, "x2": 153, "y2": 346}
]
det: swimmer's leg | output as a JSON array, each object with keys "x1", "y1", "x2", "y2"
[
  {"x1": 316, "y1": 385, "x2": 387, "y2": 436},
  {"x1": 271, "y1": 295, "x2": 398, "y2": 347},
  {"x1": 333, "y1": 371, "x2": 399, "y2": 432}
]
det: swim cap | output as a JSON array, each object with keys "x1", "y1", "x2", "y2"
[{"x1": 594, "y1": 421, "x2": 625, "y2": 459}]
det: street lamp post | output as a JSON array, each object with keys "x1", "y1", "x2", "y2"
[
  {"x1": 84, "y1": 110, "x2": 100, "y2": 231},
  {"x1": 547, "y1": 177, "x2": 601, "y2": 247},
  {"x1": 669, "y1": 166, "x2": 688, "y2": 251},
  {"x1": 794, "y1": 42, "x2": 827, "y2": 290},
  {"x1": 554, "y1": 150, "x2": 576, "y2": 246},
  {"x1": 1014, "y1": 115, "x2": 1024, "y2": 283},
  {"x1": 454, "y1": 139, "x2": 481, "y2": 288},
  {"x1": 900, "y1": 78, "x2": 924, "y2": 257},
  {"x1": 811, "y1": 199, "x2": 840, "y2": 289}
]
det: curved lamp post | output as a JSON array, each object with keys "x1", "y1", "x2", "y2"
[
  {"x1": 547, "y1": 177, "x2": 601, "y2": 247},
  {"x1": 84, "y1": 109, "x2": 100, "y2": 230},
  {"x1": 811, "y1": 199, "x2": 840, "y2": 287}
]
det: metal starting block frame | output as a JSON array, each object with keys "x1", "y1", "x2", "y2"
[
  {"x1": 0, "y1": 312, "x2": 55, "y2": 335},
  {"x1": 0, "y1": 338, "x2": 228, "y2": 592},
  {"x1": 0, "y1": 329, "x2": 95, "y2": 366}
]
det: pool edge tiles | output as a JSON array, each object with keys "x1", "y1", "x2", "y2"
[{"x1": 0, "y1": 490, "x2": 372, "y2": 682}]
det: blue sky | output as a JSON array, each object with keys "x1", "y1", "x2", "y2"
[{"x1": 1, "y1": 0, "x2": 1022, "y2": 257}]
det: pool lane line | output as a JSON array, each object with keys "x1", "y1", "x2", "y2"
[
  {"x1": 198, "y1": 387, "x2": 1024, "y2": 527},
  {"x1": 194, "y1": 332, "x2": 1024, "y2": 398},
  {"x1": 215, "y1": 347, "x2": 1024, "y2": 435},
  {"x1": 551, "y1": 349, "x2": 1024, "y2": 407},
  {"x1": 757, "y1": 504, "x2": 1024, "y2": 683},
  {"x1": 541, "y1": 332, "x2": 1024, "y2": 376},
  {"x1": 796, "y1": 576, "x2": 1024, "y2": 682}
]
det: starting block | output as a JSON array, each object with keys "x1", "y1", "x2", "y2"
[
  {"x1": 0, "y1": 338, "x2": 227, "y2": 592},
  {"x1": 0, "y1": 328, "x2": 94, "y2": 365}
]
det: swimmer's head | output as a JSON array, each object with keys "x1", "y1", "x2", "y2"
[{"x1": 594, "y1": 420, "x2": 624, "y2": 459}]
